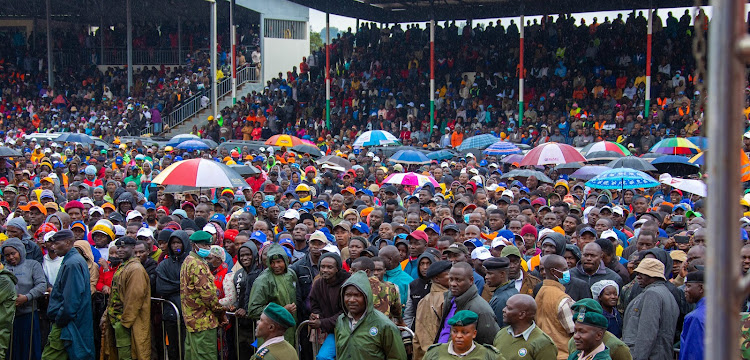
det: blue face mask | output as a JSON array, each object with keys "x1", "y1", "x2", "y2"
[
  {"x1": 196, "y1": 248, "x2": 211, "y2": 258},
  {"x1": 557, "y1": 270, "x2": 571, "y2": 285},
  {"x1": 464, "y1": 214, "x2": 471, "y2": 224}
]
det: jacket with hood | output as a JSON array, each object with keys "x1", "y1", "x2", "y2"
[
  {"x1": 1, "y1": 238, "x2": 46, "y2": 315},
  {"x1": 116, "y1": 192, "x2": 136, "y2": 215},
  {"x1": 155, "y1": 230, "x2": 190, "y2": 321},
  {"x1": 74, "y1": 240, "x2": 100, "y2": 295},
  {"x1": 232, "y1": 242, "x2": 262, "y2": 312},
  {"x1": 289, "y1": 248, "x2": 320, "y2": 323},
  {"x1": 570, "y1": 260, "x2": 624, "y2": 290},
  {"x1": 619, "y1": 248, "x2": 689, "y2": 318},
  {"x1": 334, "y1": 271, "x2": 407, "y2": 360},
  {"x1": 5, "y1": 217, "x2": 43, "y2": 265},
  {"x1": 247, "y1": 244, "x2": 298, "y2": 346},
  {"x1": 413, "y1": 280, "x2": 447, "y2": 360},
  {"x1": 0, "y1": 269, "x2": 17, "y2": 358},
  {"x1": 404, "y1": 253, "x2": 436, "y2": 328},
  {"x1": 435, "y1": 284, "x2": 500, "y2": 346},
  {"x1": 309, "y1": 252, "x2": 350, "y2": 333}
]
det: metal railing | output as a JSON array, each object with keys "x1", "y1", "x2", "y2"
[
  {"x1": 296, "y1": 320, "x2": 320, "y2": 359},
  {"x1": 54, "y1": 48, "x2": 192, "y2": 66},
  {"x1": 140, "y1": 64, "x2": 259, "y2": 136},
  {"x1": 151, "y1": 297, "x2": 183, "y2": 360}
]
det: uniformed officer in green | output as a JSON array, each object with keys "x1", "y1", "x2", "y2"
[
  {"x1": 424, "y1": 310, "x2": 503, "y2": 360},
  {"x1": 567, "y1": 299, "x2": 612, "y2": 360},
  {"x1": 493, "y1": 294, "x2": 558, "y2": 360},
  {"x1": 250, "y1": 302, "x2": 298, "y2": 360}
]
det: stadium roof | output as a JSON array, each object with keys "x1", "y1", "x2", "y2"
[{"x1": 289, "y1": 0, "x2": 710, "y2": 23}]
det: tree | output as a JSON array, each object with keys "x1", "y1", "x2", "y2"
[{"x1": 310, "y1": 29, "x2": 323, "y2": 52}]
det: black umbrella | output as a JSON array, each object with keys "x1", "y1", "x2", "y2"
[
  {"x1": 586, "y1": 151, "x2": 624, "y2": 164},
  {"x1": 291, "y1": 144, "x2": 324, "y2": 157},
  {"x1": 228, "y1": 164, "x2": 261, "y2": 176},
  {"x1": 554, "y1": 162, "x2": 583, "y2": 175},
  {"x1": 650, "y1": 155, "x2": 701, "y2": 177},
  {"x1": 500, "y1": 169, "x2": 554, "y2": 183},
  {"x1": 607, "y1": 156, "x2": 657, "y2": 172},
  {"x1": 317, "y1": 155, "x2": 353, "y2": 170},
  {"x1": 0, "y1": 147, "x2": 22, "y2": 157},
  {"x1": 56, "y1": 133, "x2": 94, "y2": 144}
]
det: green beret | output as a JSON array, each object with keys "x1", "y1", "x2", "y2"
[
  {"x1": 571, "y1": 298, "x2": 603, "y2": 314},
  {"x1": 448, "y1": 310, "x2": 478, "y2": 327},
  {"x1": 571, "y1": 299, "x2": 608, "y2": 329},
  {"x1": 500, "y1": 245, "x2": 522, "y2": 258},
  {"x1": 189, "y1": 230, "x2": 213, "y2": 244},
  {"x1": 263, "y1": 302, "x2": 296, "y2": 329}
]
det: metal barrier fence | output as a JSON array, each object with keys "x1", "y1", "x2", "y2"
[
  {"x1": 296, "y1": 320, "x2": 320, "y2": 359},
  {"x1": 140, "y1": 64, "x2": 258, "y2": 136},
  {"x1": 151, "y1": 297, "x2": 182, "y2": 360}
]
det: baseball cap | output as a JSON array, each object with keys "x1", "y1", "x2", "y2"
[
  {"x1": 282, "y1": 209, "x2": 300, "y2": 220},
  {"x1": 443, "y1": 243, "x2": 469, "y2": 255},
  {"x1": 470, "y1": 247, "x2": 492, "y2": 260},
  {"x1": 126, "y1": 210, "x2": 143, "y2": 222},
  {"x1": 137, "y1": 227, "x2": 154, "y2": 239}
]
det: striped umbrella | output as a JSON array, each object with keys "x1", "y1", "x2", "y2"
[
  {"x1": 389, "y1": 150, "x2": 431, "y2": 165},
  {"x1": 520, "y1": 142, "x2": 586, "y2": 166},
  {"x1": 353, "y1": 130, "x2": 400, "y2": 147},
  {"x1": 383, "y1": 172, "x2": 440, "y2": 187},
  {"x1": 151, "y1": 159, "x2": 247, "y2": 188},
  {"x1": 265, "y1": 134, "x2": 305, "y2": 147},
  {"x1": 649, "y1": 137, "x2": 702, "y2": 155},
  {"x1": 581, "y1": 141, "x2": 631, "y2": 156},
  {"x1": 483, "y1": 141, "x2": 522, "y2": 156},
  {"x1": 457, "y1": 134, "x2": 500, "y2": 151},
  {"x1": 586, "y1": 168, "x2": 660, "y2": 190}
]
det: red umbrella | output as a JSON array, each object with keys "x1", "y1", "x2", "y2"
[
  {"x1": 520, "y1": 142, "x2": 586, "y2": 166},
  {"x1": 151, "y1": 159, "x2": 247, "y2": 188}
]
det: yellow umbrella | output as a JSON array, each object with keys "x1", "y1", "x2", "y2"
[{"x1": 264, "y1": 134, "x2": 304, "y2": 147}]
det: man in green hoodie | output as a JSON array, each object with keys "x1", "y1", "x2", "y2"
[
  {"x1": 247, "y1": 243, "x2": 298, "y2": 346},
  {"x1": 0, "y1": 266, "x2": 17, "y2": 359},
  {"x1": 335, "y1": 271, "x2": 407, "y2": 360}
]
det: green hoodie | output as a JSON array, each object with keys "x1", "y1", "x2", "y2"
[
  {"x1": 0, "y1": 269, "x2": 18, "y2": 358},
  {"x1": 334, "y1": 271, "x2": 407, "y2": 360},
  {"x1": 247, "y1": 244, "x2": 298, "y2": 346}
]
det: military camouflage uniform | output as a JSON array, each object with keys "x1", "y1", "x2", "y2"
[
  {"x1": 369, "y1": 276, "x2": 402, "y2": 320},
  {"x1": 180, "y1": 252, "x2": 225, "y2": 360},
  {"x1": 741, "y1": 313, "x2": 750, "y2": 359}
]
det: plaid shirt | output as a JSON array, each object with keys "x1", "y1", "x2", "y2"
[{"x1": 557, "y1": 297, "x2": 576, "y2": 335}]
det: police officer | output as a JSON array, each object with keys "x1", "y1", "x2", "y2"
[
  {"x1": 250, "y1": 303, "x2": 298, "y2": 360},
  {"x1": 424, "y1": 310, "x2": 502, "y2": 360}
]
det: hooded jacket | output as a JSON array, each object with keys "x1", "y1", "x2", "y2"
[
  {"x1": 289, "y1": 245, "x2": 320, "y2": 322},
  {"x1": 309, "y1": 252, "x2": 350, "y2": 333},
  {"x1": 404, "y1": 253, "x2": 436, "y2": 328},
  {"x1": 247, "y1": 244, "x2": 298, "y2": 346},
  {"x1": 334, "y1": 271, "x2": 407, "y2": 360},
  {"x1": 5, "y1": 217, "x2": 43, "y2": 265},
  {"x1": 435, "y1": 284, "x2": 499, "y2": 346},
  {"x1": 1, "y1": 238, "x2": 46, "y2": 315},
  {"x1": 116, "y1": 192, "x2": 136, "y2": 215},
  {"x1": 73, "y1": 240, "x2": 100, "y2": 295},
  {"x1": 0, "y1": 269, "x2": 17, "y2": 358},
  {"x1": 413, "y1": 280, "x2": 447, "y2": 360},
  {"x1": 232, "y1": 242, "x2": 261, "y2": 312},
  {"x1": 155, "y1": 230, "x2": 190, "y2": 321}
]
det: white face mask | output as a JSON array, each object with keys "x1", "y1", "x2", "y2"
[{"x1": 633, "y1": 228, "x2": 641, "y2": 239}]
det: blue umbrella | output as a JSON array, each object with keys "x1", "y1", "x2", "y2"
[
  {"x1": 427, "y1": 149, "x2": 456, "y2": 161},
  {"x1": 586, "y1": 168, "x2": 660, "y2": 190},
  {"x1": 650, "y1": 155, "x2": 700, "y2": 176},
  {"x1": 56, "y1": 133, "x2": 94, "y2": 144},
  {"x1": 176, "y1": 140, "x2": 210, "y2": 151},
  {"x1": 166, "y1": 134, "x2": 201, "y2": 146},
  {"x1": 457, "y1": 134, "x2": 500, "y2": 151},
  {"x1": 483, "y1": 140, "x2": 522, "y2": 156},
  {"x1": 687, "y1": 136, "x2": 708, "y2": 150},
  {"x1": 353, "y1": 130, "x2": 401, "y2": 147},
  {"x1": 389, "y1": 150, "x2": 431, "y2": 165}
]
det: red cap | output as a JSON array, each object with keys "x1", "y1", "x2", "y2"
[{"x1": 224, "y1": 229, "x2": 239, "y2": 242}]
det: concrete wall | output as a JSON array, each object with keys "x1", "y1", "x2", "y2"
[
  {"x1": 262, "y1": 37, "x2": 308, "y2": 85},
  {"x1": 236, "y1": 0, "x2": 309, "y2": 22}
]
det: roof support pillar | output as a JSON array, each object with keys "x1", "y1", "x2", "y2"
[
  {"x1": 645, "y1": 3, "x2": 652, "y2": 112},
  {"x1": 126, "y1": 0, "x2": 133, "y2": 94},
  {"x1": 326, "y1": 9, "x2": 331, "y2": 130},
  {"x1": 518, "y1": 9, "x2": 524, "y2": 126},
  {"x1": 210, "y1": 0, "x2": 218, "y2": 120},
  {"x1": 46, "y1": 0, "x2": 53, "y2": 89}
]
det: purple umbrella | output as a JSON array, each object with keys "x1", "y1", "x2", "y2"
[
  {"x1": 570, "y1": 165, "x2": 611, "y2": 180},
  {"x1": 498, "y1": 154, "x2": 525, "y2": 164}
]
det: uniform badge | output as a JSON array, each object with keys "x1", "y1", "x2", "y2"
[
  {"x1": 369, "y1": 326, "x2": 378, "y2": 336},
  {"x1": 518, "y1": 348, "x2": 528, "y2": 357}
]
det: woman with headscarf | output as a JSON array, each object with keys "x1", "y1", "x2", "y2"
[
  {"x1": 1, "y1": 238, "x2": 46, "y2": 360},
  {"x1": 591, "y1": 279, "x2": 623, "y2": 338},
  {"x1": 73, "y1": 239, "x2": 100, "y2": 294}
]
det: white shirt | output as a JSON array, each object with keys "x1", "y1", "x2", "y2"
[{"x1": 43, "y1": 254, "x2": 63, "y2": 286}]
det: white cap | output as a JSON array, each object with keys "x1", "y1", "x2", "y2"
[
  {"x1": 322, "y1": 244, "x2": 341, "y2": 256},
  {"x1": 466, "y1": 152, "x2": 475, "y2": 158},
  {"x1": 601, "y1": 229, "x2": 618, "y2": 240},
  {"x1": 89, "y1": 206, "x2": 104, "y2": 215},
  {"x1": 491, "y1": 237, "x2": 514, "y2": 248},
  {"x1": 468, "y1": 168, "x2": 479, "y2": 175},
  {"x1": 80, "y1": 197, "x2": 94, "y2": 207},
  {"x1": 633, "y1": 218, "x2": 648, "y2": 228},
  {"x1": 470, "y1": 246, "x2": 492, "y2": 260},
  {"x1": 126, "y1": 210, "x2": 143, "y2": 222},
  {"x1": 373, "y1": 156, "x2": 381, "y2": 162},
  {"x1": 44, "y1": 231, "x2": 57, "y2": 243},
  {"x1": 203, "y1": 224, "x2": 217, "y2": 234},
  {"x1": 366, "y1": 152, "x2": 374, "y2": 157},
  {"x1": 114, "y1": 225, "x2": 126, "y2": 237},
  {"x1": 282, "y1": 209, "x2": 300, "y2": 220},
  {"x1": 501, "y1": 189, "x2": 514, "y2": 200},
  {"x1": 137, "y1": 227, "x2": 154, "y2": 239},
  {"x1": 611, "y1": 206, "x2": 625, "y2": 216},
  {"x1": 440, "y1": 162, "x2": 450, "y2": 168},
  {"x1": 486, "y1": 184, "x2": 499, "y2": 192}
]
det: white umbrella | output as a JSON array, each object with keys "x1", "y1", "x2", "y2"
[{"x1": 658, "y1": 174, "x2": 707, "y2": 197}]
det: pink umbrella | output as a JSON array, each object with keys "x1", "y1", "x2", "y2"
[
  {"x1": 520, "y1": 142, "x2": 586, "y2": 166},
  {"x1": 383, "y1": 172, "x2": 440, "y2": 187}
]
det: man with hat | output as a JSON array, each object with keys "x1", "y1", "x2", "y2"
[
  {"x1": 250, "y1": 303, "x2": 298, "y2": 360},
  {"x1": 493, "y1": 294, "x2": 558, "y2": 359},
  {"x1": 423, "y1": 310, "x2": 500, "y2": 360},
  {"x1": 413, "y1": 260, "x2": 452, "y2": 360},
  {"x1": 41, "y1": 229, "x2": 95, "y2": 360},
  {"x1": 502, "y1": 245, "x2": 542, "y2": 296},
  {"x1": 484, "y1": 256, "x2": 518, "y2": 328},
  {"x1": 402, "y1": 230, "x2": 429, "y2": 279},
  {"x1": 180, "y1": 230, "x2": 228, "y2": 360},
  {"x1": 622, "y1": 258, "x2": 679, "y2": 360},
  {"x1": 568, "y1": 299, "x2": 611, "y2": 360},
  {"x1": 101, "y1": 236, "x2": 151, "y2": 360},
  {"x1": 679, "y1": 270, "x2": 705, "y2": 360}
]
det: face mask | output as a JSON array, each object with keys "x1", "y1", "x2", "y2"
[
  {"x1": 300, "y1": 195, "x2": 311, "y2": 202},
  {"x1": 464, "y1": 214, "x2": 471, "y2": 223},
  {"x1": 109, "y1": 257, "x2": 123, "y2": 267},
  {"x1": 196, "y1": 248, "x2": 211, "y2": 258},
  {"x1": 556, "y1": 270, "x2": 571, "y2": 285},
  {"x1": 633, "y1": 228, "x2": 641, "y2": 239}
]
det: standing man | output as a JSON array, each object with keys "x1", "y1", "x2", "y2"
[
  {"x1": 484, "y1": 257, "x2": 518, "y2": 328},
  {"x1": 679, "y1": 270, "x2": 705, "y2": 360},
  {"x1": 413, "y1": 260, "x2": 451, "y2": 360},
  {"x1": 622, "y1": 258, "x2": 679, "y2": 360},
  {"x1": 250, "y1": 303, "x2": 298, "y2": 360},
  {"x1": 248, "y1": 243, "x2": 298, "y2": 346},
  {"x1": 535, "y1": 254, "x2": 575, "y2": 360},
  {"x1": 102, "y1": 236, "x2": 151, "y2": 360},
  {"x1": 180, "y1": 231, "x2": 228, "y2": 360},
  {"x1": 568, "y1": 299, "x2": 611, "y2": 360},
  {"x1": 335, "y1": 271, "x2": 407, "y2": 359},
  {"x1": 380, "y1": 245, "x2": 414, "y2": 306},
  {"x1": 42, "y1": 229, "x2": 95, "y2": 360},
  {"x1": 493, "y1": 294, "x2": 558, "y2": 360},
  {"x1": 423, "y1": 310, "x2": 501, "y2": 360}
]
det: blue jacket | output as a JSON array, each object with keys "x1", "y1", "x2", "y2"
[
  {"x1": 679, "y1": 298, "x2": 705, "y2": 360},
  {"x1": 47, "y1": 249, "x2": 94, "y2": 360},
  {"x1": 384, "y1": 267, "x2": 413, "y2": 306}
]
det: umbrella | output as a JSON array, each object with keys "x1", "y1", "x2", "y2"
[
  {"x1": 317, "y1": 155, "x2": 352, "y2": 170},
  {"x1": 166, "y1": 134, "x2": 200, "y2": 146},
  {"x1": 163, "y1": 185, "x2": 202, "y2": 194},
  {"x1": 650, "y1": 155, "x2": 700, "y2": 176},
  {"x1": 607, "y1": 156, "x2": 657, "y2": 172},
  {"x1": 56, "y1": 133, "x2": 94, "y2": 145},
  {"x1": 586, "y1": 168, "x2": 660, "y2": 190},
  {"x1": 228, "y1": 164, "x2": 261, "y2": 176},
  {"x1": 371, "y1": 146, "x2": 421, "y2": 158},
  {"x1": 585, "y1": 151, "x2": 625, "y2": 163},
  {"x1": 483, "y1": 141, "x2": 522, "y2": 156},
  {"x1": 687, "y1": 136, "x2": 708, "y2": 150},
  {"x1": 427, "y1": 149, "x2": 456, "y2": 161},
  {"x1": 265, "y1": 134, "x2": 305, "y2": 147},
  {"x1": 639, "y1": 152, "x2": 668, "y2": 162},
  {"x1": 500, "y1": 169, "x2": 554, "y2": 183},
  {"x1": 457, "y1": 134, "x2": 500, "y2": 151},
  {"x1": 688, "y1": 152, "x2": 705, "y2": 165},
  {"x1": 570, "y1": 165, "x2": 611, "y2": 180},
  {"x1": 520, "y1": 142, "x2": 586, "y2": 166},
  {"x1": 554, "y1": 162, "x2": 584, "y2": 175},
  {"x1": 291, "y1": 144, "x2": 324, "y2": 157},
  {"x1": 389, "y1": 150, "x2": 431, "y2": 165},
  {"x1": 383, "y1": 172, "x2": 440, "y2": 187},
  {"x1": 176, "y1": 140, "x2": 210, "y2": 151},
  {"x1": 0, "y1": 147, "x2": 22, "y2": 157},
  {"x1": 659, "y1": 174, "x2": 707, "y2": 197},
  {"x1": 151, "y1": 158, "x2": 247, "y2": 188},
  {"x1": 649, "y1": 137, "x2": 702, "y2": 155},
  {"x1": 581, "y1": 141, "x2": 631, "y2": 156},
  {"x1": 353, "y1": 130, "x2": 401, "y2": 147},
  {"x1": 499, "y1": 154, "x2": 525, "y2": 165}
]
